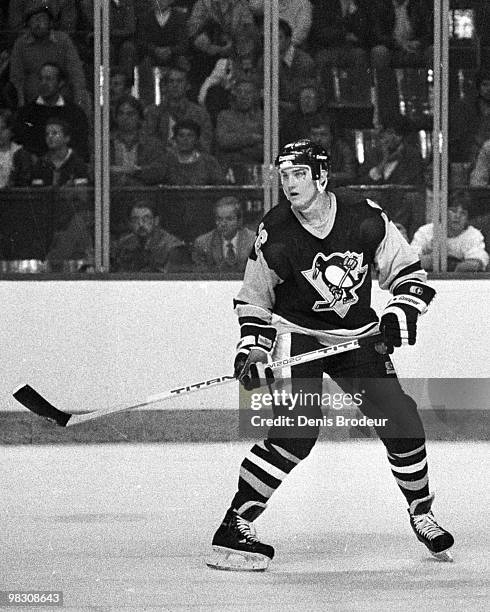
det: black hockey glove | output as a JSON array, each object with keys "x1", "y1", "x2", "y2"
[
  {"x1": 379, "y1": 281, "x2": 436, "y2": 353},
  {"x1": 234, "y1": 323, "x2": 277, "y2": 391}
]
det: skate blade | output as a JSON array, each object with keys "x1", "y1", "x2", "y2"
[
  {"x1": 206, "y1": 546, "x2": 270, "y2": 572},
  {"x1": 430, "y1": 548, "x2": 454, "y2": 562}
]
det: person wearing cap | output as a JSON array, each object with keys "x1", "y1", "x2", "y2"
[
  {"x1": 9, "y1": 0, "x2": 88, "y2": 110},
  {"x1": 411, "y1": 190, "x2": 489, "y2": 272}
]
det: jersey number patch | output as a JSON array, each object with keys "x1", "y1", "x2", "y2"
[{"x1": 302, "y1": 251, "x2": 368, "y2": 317}]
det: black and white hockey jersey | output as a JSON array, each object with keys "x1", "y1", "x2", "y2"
[{"x1": 235, "y1": 191, "x2": 428, "y2": 341}]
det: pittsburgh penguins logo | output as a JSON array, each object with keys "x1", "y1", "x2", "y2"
[
  {"x1": 254, "y1": 222, "x2": 268, "y2": 255},
  {"x1": 302, "y1": 251, "x2": 368, "y2": 317}
]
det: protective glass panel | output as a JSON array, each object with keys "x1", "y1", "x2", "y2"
[
  {"x1": 300, "y1": 0, "x2": 431, "y2": 244},
  {"x1": 0, "y1": 2, "x2": 95, "y2": 275},
  {"x1": 108, "y1": 0, "x2": 265, "y2": 275},
  {"x1": 445, "y1": 0, "x2": 490, "y2": 274}
]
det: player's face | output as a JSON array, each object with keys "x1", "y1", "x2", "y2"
[
  {"x1": 130, "y1": 207, "x2": 157, "y2": 238},
  {"x1": 280, "y1": 166, "x2": 318, "y2": 209}
]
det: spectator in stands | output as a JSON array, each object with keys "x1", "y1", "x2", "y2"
[
  {"x1": 187, "y1": 0, "x2": 257, "y2": 99},
  {"x1": 280, "y1": 82, "x2": 331, "y2": 145},
  {"x1": 0, "y1": 4, "x2": 8, "y2": 35},
  {"x1": 249, "y1": 0, "x2": 313, "y2": 48},
  {"x1": 188, "y1": 0, "x2": 255, "y2": 44},
  {"x1": 469, "y1": 139, "x2": 490, "y2": 187},
  {"x1": 192, "y1": 196, "x2": 255, "y2": 273},
  {"x1": 110, "y1": 95, "x2": 167, "y2": 187},
  {"x1": 215, "y1": 78, "x2": 263, "y2": 176},
  {"x1": 46, "y1": 207, "x2": 94, "y2": 272},
  {"x1": 135, "y1": 0, "x2": 189, "y2": 103},
  {"x1": 109, "y1": 66, "x2": 132, "y2": 128},
  {"x1": 370, "y1": 0, "x2": 433, "y2": 70},
  {"x1": 259, "y1": 19, "x2": 316, "y2": 115},
  {"x1": 309, "y1": 117, "x2": 357, "y2": 185},
  {"x1": 450, "y1": 70, "x2": 490, "y2": 165},
  {"x1": 0, "y1": 1, "x2": 16, "y2": 108},
  {"x1": 14, "y1": 61, "x2": 89, "y2": 161},
  {"x1": 0, "y1": 1, "x2": 10, "y2": 74},
  {"x1": 0, "y1": 46, "x2": 16, "y2": 111},
  {"x1": 411, "y1": 191, "x2": 489, "y2": 272},
  {"x1": 113, "y1": 201, "x2": 187, "y2": 273},
  {"x1": 164, "y1": 119, "x2": 224, "y2": 185},
  {"x1": 9, "y1": 0, "x2": 77, "y2": 35},
  {"x1": 144, "y1": 67, "x2": 213, "y2": 153},
  {"x1": 0, "y1": 107, "x2": 33, "y2": 187},
  {"x1": 31, "y1": 117, "x2": 88, "y2": 186},
  {"x1": 9, "y1": 1, "x2": 89, "y2": 111},
  {"x1": 308, "y1": 0, "x2": 372, "y2": 75},
  {"x1": 198, "y1": 31, "x2": 261, "y2": 125},
  {"x1": 79, "y1": 0, "x2": 137, "y2": 81},
  {"x1": 359, "y1": 117, "x2": 423, "y2": 185}
]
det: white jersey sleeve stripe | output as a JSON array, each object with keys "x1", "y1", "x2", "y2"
[{"x1": 375, "y1": 214, "x2": 427, "y2": 292}]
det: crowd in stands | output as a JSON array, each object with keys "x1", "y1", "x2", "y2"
[{"x1": 0, "y1": 0, "x2": 488, "y2": 273}]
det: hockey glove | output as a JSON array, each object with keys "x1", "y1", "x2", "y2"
[
  {"x1": 380, "y1": 281, "x2": 436, "y2": 353},
  {"x1": 234, "y1": 323, "x2": 277, "y2": 391}
]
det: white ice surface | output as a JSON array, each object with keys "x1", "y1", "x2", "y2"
[{"x1": 1, "y1": 441, "x2": 488, "y2": 611}]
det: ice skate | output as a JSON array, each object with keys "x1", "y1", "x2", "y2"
[
  {"x1": 206, "y1": 509, "x2": 274, "y2": 572},
  {"x1": 409, "y1": 493, "x2": 454, "y2": 562}
]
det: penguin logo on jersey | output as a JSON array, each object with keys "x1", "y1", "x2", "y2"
[
  {"x1": 302, "y1": 251, "x2": 368, "y2": 317},
  {"x1": 254, "y1": 222, "x2": 268, "y2": 255}
]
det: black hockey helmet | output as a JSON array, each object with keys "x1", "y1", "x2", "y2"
[{"x1": 275, "y1": 139, "x2": 331, "y2": 180}]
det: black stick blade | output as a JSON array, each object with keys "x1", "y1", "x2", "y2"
[{"x1": 12, "y1": 384, "x2": 72, "y2": 427}]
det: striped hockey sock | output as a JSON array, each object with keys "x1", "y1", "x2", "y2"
[
  {"x1": 387, "y1": 442, "x2": 430, "y2": 505},
  {"x1": 231, "y1": 440, "x2": 302, "y2": 521}
]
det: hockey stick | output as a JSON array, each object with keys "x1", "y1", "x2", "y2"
[{"x1": 12, "y1": 335, "x2": 383, "y2": 427}]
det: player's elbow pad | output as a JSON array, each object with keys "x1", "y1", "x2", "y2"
[{"x1": 389, "y1": 281, "x2": 436, "y2": 315}]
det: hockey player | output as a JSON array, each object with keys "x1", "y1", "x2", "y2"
[{"x1": 207, "y1": 139, "x2": 454, "y2": 571}]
